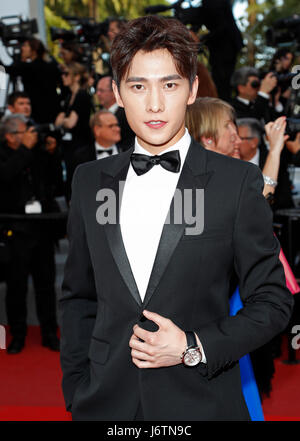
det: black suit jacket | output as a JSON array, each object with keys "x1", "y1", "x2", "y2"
[
  {"x1": 231, "y1": 95, "x2": 275, "y2": 122},
  {"x1": 115, "y1": 107, "x2": 135, "y2": 151},
  {"x1": 60, "y1": 139, "x2": 293, "y2": 421}
]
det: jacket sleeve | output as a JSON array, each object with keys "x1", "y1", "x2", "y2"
[
  {"x1": 59, "y1": 165, "x2": 97, "y2": 411},
  {"x1": 195, "y1": 164, "x2": 294, "y2": 379}
]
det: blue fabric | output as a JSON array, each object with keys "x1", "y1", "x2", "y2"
[{"x1": 229, "y1": 287, "x2": 265, "y2": 421}]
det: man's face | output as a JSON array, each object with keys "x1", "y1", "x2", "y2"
[
  {"x1": 237, "y1": 125, "x2": 259, "y2": 161},
  {"x1": 96, "y1": 77, "x2": 116, "y2": 109},
  {"x1": 5, "y1": 121, "x2": 27, "y2": 150},
  {"x1": 113, "y1": 49, "x2": 198, "y2": 154},
  {"x1": 94, "y1": 113, "x2": 121, "y2": 147},
  {"x1": 9, "y1": 97, "x2": 31, "y2": 118},
  {"x1": 238, "y1": 76, "x2": 260, "y2": 101}
]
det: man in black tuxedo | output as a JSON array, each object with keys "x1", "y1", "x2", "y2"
[
  {"x1": 60, "y1": 16, "x2": 293, "y2": 421},
  {"x1": 95, "y1": 76, "x2": 135, "y2": 151},
  {"x1": 231, "y1": 67, "x2": 278, "y2": 123},
  {"x1": 72, "y1": 110, "x2": 121, "y2": 169}
]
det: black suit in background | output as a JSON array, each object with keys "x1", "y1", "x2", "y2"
[
  {"x1": 5, "y1": 58, "x2": 61, "y2": 124},
  {"x1": 231, "y1": 95, "x2": 275, "y2": 123},
  {"x1": 60, "y1": 139, "x2": 293, "y2": 421},
  {"x1": 71, "y1": 141, "x2": 121, "y2": 171},
  {"x1": 114, "y1": 107, "x2": 135, "y2": 151},
  {"x1": 0, "y1": 142, "x2": 62, "y2": 339}
]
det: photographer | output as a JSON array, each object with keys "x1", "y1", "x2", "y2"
[
  {"x1": 231, "y1": 67, "x2": 279, "y2": 122},
  {"x1": 7, "y1": 91, "x2": 64, "y2": 195},
  {"x1": 4, "y1": 38, "x2": 62, "y2": 124},
  {"x1": 0, "y1": 114, "x2": 61, "y2": 354}
]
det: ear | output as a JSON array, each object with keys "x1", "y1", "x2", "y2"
[
  {"x1": 187, "y1": 75, "x2": 199, "y2": 105},
  {"x1": 112, "y1": 80, "x2": 124, "y2": 108},
  {"x1": 7, "y1": 105, "x2": 14, "y2": 113},
  {"x1": 201, "y1": 136, "x2": 216, "y2": 150}
]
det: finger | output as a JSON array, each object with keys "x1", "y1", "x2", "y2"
[
  {"x1": 133, "y1": 325, "x2": 156, "y2": 344},
  {"x1": 131, "y1": 348, "x2": 154, "y2": 362},
  {"x1": 132, "y1": 357, "x2": 153, "y2": 369},
  {"x1": 142, "y1": 310, "x2": 169, "y2": 328},
  {"x1": 129, "y1": 334, "x2": 153, "y2": 354}
]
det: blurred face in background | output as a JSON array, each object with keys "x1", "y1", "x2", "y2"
[
  {"x1": 9, "y1": 97, "x2": 32, "y2": 118},
  {"x1": 202, "y1": 112, "x2": 241, "y2": 159},
  {"x1": 93, "y1": 113, "x2": 121, "y2": 147},
  {"x1": 96, "y1": 77, "x2": 115, "y2": 109},
  {"x1": 61, "y1": 67, "x2": 79, "y2": 89},
  {"x1": 21, "y1": 40, "x2": 34, "y2": 60},
  {"x1": 238, "y1": 75, "x2": 260, "y2": 101},
  {"x1": 237, "y1": 125, "x2": 259, "y2": 161},
  {"x1": 107, "y1": 21, "x2": 121, "y2": 42},
  {"x1": 60, "y1": 48, "x2": 74, "y2": 65}
]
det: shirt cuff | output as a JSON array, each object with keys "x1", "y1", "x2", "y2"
[
  {"x1": 258, "y1": 91, "x2": 269, "y2": 100},
  {"x1": 194, "y1": 332, "x2": 207, "y2": 364}
]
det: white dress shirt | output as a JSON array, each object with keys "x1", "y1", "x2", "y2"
[
  {"x1": 120, "y1": 129, "x2": 190, "y2": 301},
  {"x1": 95, "y1": 142, "x2": 118, "y2": 160}
]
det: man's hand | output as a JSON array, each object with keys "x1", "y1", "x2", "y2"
[
  {"x1": 260, "y1": 72, "x2": 277, "y2": 94},
  {"x1": 129, "y1": 310, "x2": 186, "y2": 369},
  {"x1": 45, "y1": 136, "x2": 57, "y2": 154},
  {"x1": 22, "y1": 127, "x2": 38, "y2": 149}
]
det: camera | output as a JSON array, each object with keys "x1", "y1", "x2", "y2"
[
  {"x1": 50, "y1": 16, "x2": 109, "y2": 70},
  {"x1": 28, "y1": 122, "x2": 64, "y2": 147},
  {"x1": 0, "y1": 16, "x2": 38, "y2": 48},
  {"x1": 286, "y1": 118, "x2": 300, "y2": 140},
  {"x1": 266, "y1": 15, "x2": 300, "y2": 47}
]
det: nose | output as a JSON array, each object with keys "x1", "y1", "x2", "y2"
[{"x1": 146, "y1": 86, "x2": 164, "y2": 113}]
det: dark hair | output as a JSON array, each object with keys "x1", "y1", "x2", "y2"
[
  {"x1": 270, "y1": 48, "x2": 294, "y2": 71},
  {"x1": 61, "y1": 41, "x2": 82, "y2": 62},
  {"x1": 110, "y1": 15, "x2": 198, "y2": 89},
  {"x1": 230, "y1": 67, "x2": 260, "y2": 93},
  {"x1": 7, "y1": 91, "x2": 30, "y2": 107},
  {"x1": 67, "y1": 62, "x2": 89, "y2": 88},
  {"x1": 25, "y1": 37, "x2": 47, "y2": 59}
]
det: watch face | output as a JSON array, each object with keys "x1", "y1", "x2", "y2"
[{"x1": 183, "y1": 348, "x2": 201, "y2": 366}]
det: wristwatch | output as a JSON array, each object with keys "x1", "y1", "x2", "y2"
[{"x1": 181, "y1": 331, "x2": 202, "y2": 367}]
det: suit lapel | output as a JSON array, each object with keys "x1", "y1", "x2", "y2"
[
  {"x1": 142, "y1": 140, "x2": 214, "y2": 309},
  {"x1": 101, "y1": 148, "x2": 143, "y2": 307}
]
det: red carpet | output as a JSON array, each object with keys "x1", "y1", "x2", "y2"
[
  {"x1": 0, "y1": 325, "x2": 299, "y2": 421},
  {"x1": 0, "y1": 326, "x2": 71, "y2": 421}
]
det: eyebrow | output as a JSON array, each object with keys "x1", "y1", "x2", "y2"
[{"x1": 125, "y1": 74, "x2": 183, "y2": 83}]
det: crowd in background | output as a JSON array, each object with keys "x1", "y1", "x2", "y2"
[{"x1": 0, "y1": 14, "x2": 300, "y2": 401}]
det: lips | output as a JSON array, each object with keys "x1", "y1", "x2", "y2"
[{"x1": 145, "y1": 120, "x2": 167, "y2": 129}]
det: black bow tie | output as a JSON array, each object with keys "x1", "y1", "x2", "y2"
[
  {"x1": 97, "y1": 148, "x2": 114, "y2": 156},
  {"x1": 130, "y1": 150, "x2": 181, "y2": 176}
]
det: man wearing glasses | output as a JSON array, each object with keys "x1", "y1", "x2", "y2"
[{"x1": 231, "y1": 66, "x2": 278, "y2": 122}]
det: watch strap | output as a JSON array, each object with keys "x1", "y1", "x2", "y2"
[{"x1": 185, "y1": 330, "x2": 197, "y2": 349}]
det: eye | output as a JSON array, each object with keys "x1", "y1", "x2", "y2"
[
  {"x1": 132, "y1": 84, "x2": 144, "y2": 91},
  {"x1": 164, "y1": 82, "x2": 177, "y2": 90}
]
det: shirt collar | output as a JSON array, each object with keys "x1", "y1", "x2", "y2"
[
  {"x1": 108, "y1": 102, "x2": 119, "y2": 114},
  {"x1": 237, "y1": 96, "x2": 250, "y2": 106},
  {"x1": 95, "y1": 141, "x2": 117, "y2": 151},
  {"x1": 248, "y1": 148, "x2": 260, "y2": 166}
]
